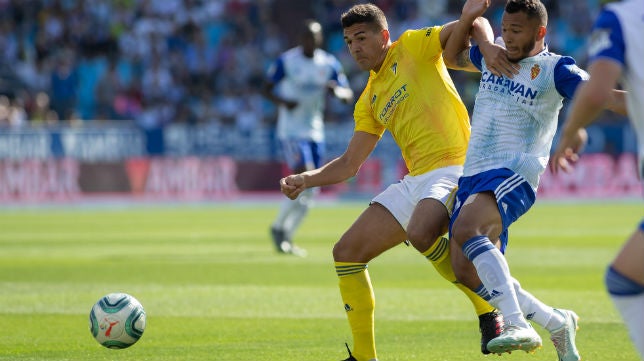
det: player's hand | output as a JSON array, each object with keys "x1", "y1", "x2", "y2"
[
  {"x1": 461, "y1": 0, "x2": 490, "y2": 21},
  {"x1": 328, "y1": 80, "x2": 353, "y2": 104},
  {"x1": 280, "y1": 174, "x2": 306, "y2": 200},
  {"x1": 549, "y1": 128, "x2": 588, "y2": 174},
  {"x1": 479, "y1": 42, "x2": 519, "y2": 78},
  {"x1": 550, "y1": 145, "x2": 579, "y2": 174}
]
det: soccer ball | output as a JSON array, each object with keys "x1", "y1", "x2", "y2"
[{"x1": 89, "y1": 292, "x2": 146, "y2": 349}]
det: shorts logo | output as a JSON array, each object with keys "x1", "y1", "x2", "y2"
[{"x1": 530, "y1": 64, "x2": 541, "y2": 80}]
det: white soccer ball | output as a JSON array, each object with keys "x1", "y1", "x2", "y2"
[{"x1": 89, "y1": 292, "x2": 146, "y2": 349}]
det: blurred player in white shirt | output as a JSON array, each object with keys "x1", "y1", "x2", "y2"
[
  {"x1": 551, "y1": 0, "x2": 644, "y2": 358},
  {"x1": 263, "y1": 19, "x2": 353, "y2": 256}
]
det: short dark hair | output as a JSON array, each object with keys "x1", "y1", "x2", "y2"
[
  {"x1": 505, "y1": 0, "x2": 548, "y2": 26},
  {"x1": 340, "y1": 3, "x2": 388, "y2": 30}
]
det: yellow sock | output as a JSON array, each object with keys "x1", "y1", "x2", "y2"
[
  {"x1": 423, "y1": 236, "x2": 494, "y2": 316},
  {"x1": 336, "y1": 262, "x2": 376, "y2": 361}
]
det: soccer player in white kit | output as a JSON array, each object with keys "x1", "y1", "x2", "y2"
[
  {"x1": 550, "y1": 0, "x2": 644, "y2": 359},
  {"x1": 442, "y1": 0, "x2": 628, "y2": 359},
  {"x1": 263, "y1": 19, "x2": 353, "y2": 256}
]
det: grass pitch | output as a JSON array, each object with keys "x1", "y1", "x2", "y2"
[{"x1": 0, "y1": 199, "x2": 641, "y2": 360}]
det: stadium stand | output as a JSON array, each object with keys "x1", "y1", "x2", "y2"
[{"x1": 0, "y1": 0, "x2": 636, "y2": 201}]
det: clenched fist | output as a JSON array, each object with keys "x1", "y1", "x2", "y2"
[{"x1": 280, "y1": 174, "x2": 306, "y2": 200}]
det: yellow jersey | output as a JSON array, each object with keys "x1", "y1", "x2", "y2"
[{"x1": 354, "y1": 26, "x2": 470, "y2": 176}]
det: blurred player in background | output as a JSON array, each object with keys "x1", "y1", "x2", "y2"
[
  {"x1": 550, "y1": 0, "x2": 644, "y2": 358},
  {"x1": 443, "y1": 0, "x2": 627, "y2": 359},
  {"x1": 280, "y1": 2, "x2": 520, "y2": 360},
  {"x1": 263, "y1": 19, "x2": 354, "y2": 256}
]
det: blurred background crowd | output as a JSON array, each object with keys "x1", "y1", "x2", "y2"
[{"x1": 0, "y1": 0, "x2": 607, "y2": 132}]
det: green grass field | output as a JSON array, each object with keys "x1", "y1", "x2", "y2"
[{"x1": 0, "y1": 200, "x2": 641, "y2": 360}]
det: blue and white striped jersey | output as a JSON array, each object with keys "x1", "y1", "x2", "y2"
[
  {"x1": 589, "y1": 0, "x2": 644, "y2": 177},
  {"x1": 267, "y1": 46, "x2": 349, "y2": 142},
  {"x1": 464, "y1": 45, "x2": 588, "y2": 191}
]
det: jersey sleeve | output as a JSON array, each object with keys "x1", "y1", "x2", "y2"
[
  {"x1": 266, "y1": 57, "x2": 285, "y2": 84},
  {"x1": 469, "y1": 45, "x2": 483, "y2": 71},
  {"x1": 554, "y1": 57, "x2": 589, "y2": 99},
  {"x1": 353, "y1": 82, "x2": 385, "y2": 137},
  {"x1": 588, "y1": 9, "x2": 625, "y2": 66},
  {"x1": 400, "y1": 26, "x2": 443, "y2": 62}
]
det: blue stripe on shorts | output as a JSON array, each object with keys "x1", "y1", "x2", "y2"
[{"x1": 450, "y1": 168, "x2": 536, "y2": 253}]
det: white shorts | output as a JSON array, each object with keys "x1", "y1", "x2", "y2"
[{"x1": 371, "y1": 165, "x2": 462, "y2": 230}]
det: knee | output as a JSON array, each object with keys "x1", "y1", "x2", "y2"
[
  {"x1": 332, "y1": 233, "x2": 371, "y2": 263},
  {"x1": 331, "y1": 240, "x2": 345, "y2": 261},
  {"x1": 406, "y1": 224, "x2": 443, "y2": 254},
  {"x1": 407, "y1": 230, "x2": 437, "y2": 254},
  {"x1": 450, "y1": 217, "x2": 478, "y2": 247},
  {"x1": 450, "y1": 227, "x2": 469, "y2": 248}
]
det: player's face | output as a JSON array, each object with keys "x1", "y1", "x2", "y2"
[
  {"x1": 343, "y1": 23, "x2": 389, "y2": 72},
  {"x1": 501, "y1": 11, "x2": 544, "y2": 62},
  {"x1": 301, "y1": 30, "x2": 322, "y2": 57}
]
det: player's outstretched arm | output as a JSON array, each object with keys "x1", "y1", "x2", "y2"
[{"x1": 280, "y1": 131, "x2": 379, "y2": 200}]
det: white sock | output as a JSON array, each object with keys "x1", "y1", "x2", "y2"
[
  {"x1": 610, "y1": 293, "x2": 644, "y2": 359},
  {"x1": 512, "y1": 278, "x2": 564, "y2": 332},
  {"x1": 463, "y1": 236, "x2": 528, "y2": 328}
]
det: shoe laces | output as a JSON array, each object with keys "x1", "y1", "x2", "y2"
[
  {"x1": 500, "y1": 323, "x2": 524, "y2": 335},
  {"x1": 550, "y1": 329, "x2": 567, "y2": 351},
  {"x1": 550, "y1": 324, "x2": 572, "y2": 358}
]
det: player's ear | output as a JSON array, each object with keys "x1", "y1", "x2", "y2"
[
  {"x1": 536, "y1": 25, "x2": 546, "y2": 41},
  {"x1": 380, "y1": 28, "x2": 390, "y2": 46}
]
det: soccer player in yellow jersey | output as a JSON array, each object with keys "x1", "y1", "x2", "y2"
[{"x1": 279, "y1": 2, "x2": 517, "y2": 360}]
